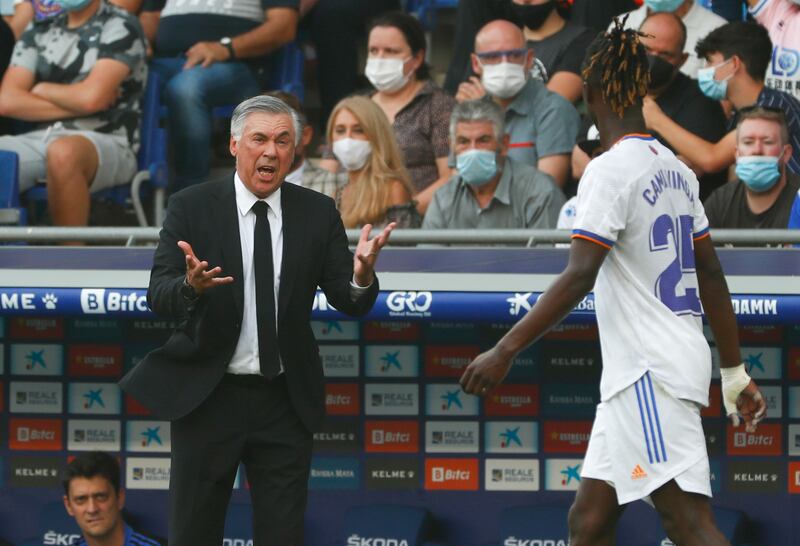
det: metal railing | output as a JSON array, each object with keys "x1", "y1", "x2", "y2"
[{"x1": 0, "y1": 227, "x2": 799, "y2": 246}]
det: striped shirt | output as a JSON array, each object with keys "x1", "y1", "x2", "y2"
[{"x1": 75, "y1": 525, "x2": 162, "y2": 546}]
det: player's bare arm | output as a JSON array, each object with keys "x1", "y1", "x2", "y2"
[
  {"x1": 460, "y1": 239, "x2": 608, "y2": 395},
  {"x1": 694, "y1": 235, "x2": 766, "y2": 431}
]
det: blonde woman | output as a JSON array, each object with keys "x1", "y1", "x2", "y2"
[{"x1": 309, "y1": 95, "x2": 420, "y2": 229}]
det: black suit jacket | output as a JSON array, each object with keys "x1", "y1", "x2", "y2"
[{"x1": 120, "y1": 177, "x2": 379, "y2": 431}]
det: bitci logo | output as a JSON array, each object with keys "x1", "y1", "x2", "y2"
[
  {"x1": 325, "y1": 384, "x2": 360, "y2": 416},
  {"x1": 727, "y1": 423, "x2": 782, "y2": 455},
  {"x1": 365, "y1": 421, "x2": 419, "y2": 453},
  {"x1": 10, "y1": 418, "x2": 62, "y2": 450},
  {"x1": 425, "y1": 458, "x2": 478, "y2": 490}
]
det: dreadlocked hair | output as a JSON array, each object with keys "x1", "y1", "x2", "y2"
[{"x1": 581, "y1": 16, "x2": 650, "y2": 118}]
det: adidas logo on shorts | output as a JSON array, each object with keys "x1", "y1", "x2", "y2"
[{"x1": 631, "y1": 464, "x2": 648, "y2": 480}]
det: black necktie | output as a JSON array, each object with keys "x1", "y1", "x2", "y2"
[{"x1": 252, "y1": 200, "x2": 280, "y2": 378}]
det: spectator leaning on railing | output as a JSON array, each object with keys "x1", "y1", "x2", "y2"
[
  {"x1": 747, "y1": 0, "x2": 800, "y2": 101},
  {"x1": 422, "y1": 99, "x2": 564, "y2": 231},
  {"x1": 0, "y1": 0, "x2": 146, "y2": 227},
  {"x1": 643, "y1": 22, "x2": 800, "y2": 179},
  {"x1": 704, "y1": 106, "x2": 799, "y2": 230},
  {"x1": 456, "y1": 19, "x2": 579, "y2": 189},
  {"x1": 140, "y1": 0, "x2": 299, "y2": 192}
]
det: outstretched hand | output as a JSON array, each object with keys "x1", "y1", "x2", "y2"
[
  {"x1": 353, "y1": 223, "x2": 395, "y2": 287},
  {"x1": 178, "y1": 240, "x2": 233, "y2": 295}
]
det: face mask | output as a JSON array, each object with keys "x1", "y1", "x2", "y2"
[
  {"x1": 365, "y1": 57, "x2": 412, "y2": 93},
  {"x1": 55, "y1": 0, "x2": 93, "y2": 11},
  {"x1": 735, "y1": 155, "x2": 781, "y2": 193},
  {"x1": 697, "y1": 58, "x2": 733, "y2": 101},
  {"x1": 644, "y1": 0, "x2": 685, "y2": 12},
  {"x1": 457, "y1": 149, "x2": 499, "y2": 186},
  {"x1": 332, "y1": 138, "x2": 372, "y2": 171},
  {"x1": 481, "y1": 62, "x2": 527, "y2": 99},
  {"x1": 511, "y1": 1, "x2": 556, "y2": 30},
  {"x1": 647, "y1": 54, "x2": 677, "y2": 91}
]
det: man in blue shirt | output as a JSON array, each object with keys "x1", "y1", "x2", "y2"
[{"x1": 63, "y1": 452, "x2": 162, "y2": 546}]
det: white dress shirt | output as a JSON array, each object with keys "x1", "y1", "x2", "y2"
[
  {"x1": 284, "y1": 160, "x2": 306, "y2": 186},
  {"x1": 227, "y1": 173, "x2": 284, "y2": 375}
]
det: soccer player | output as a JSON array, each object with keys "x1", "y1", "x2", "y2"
[{"x1": 460, "y1": 19, "x2": 766, "y2": 546}]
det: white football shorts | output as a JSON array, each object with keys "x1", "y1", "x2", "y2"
[{"x1": 581, "y1": 371, "x2": 711, "y2": 504}]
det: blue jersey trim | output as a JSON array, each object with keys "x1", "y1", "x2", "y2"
[{"x1": 572, "y1": 229, "x2": 614, "y2": 249}]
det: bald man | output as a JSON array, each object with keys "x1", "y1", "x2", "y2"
[
  {"x1": 456, "y1": 19, "x2": 579, "y2": 188},
  {"x1": 639, "y1": 12, "x2": 727, "y2": 200}
]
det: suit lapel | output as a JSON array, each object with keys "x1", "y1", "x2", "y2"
[
  {"x1": 278, "y1": 183, "x2": 305, "y2": 320},
  {"x1": 218, "y1": 177, "x2": 244, "y2": 320}
]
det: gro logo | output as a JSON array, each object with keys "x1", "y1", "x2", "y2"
[{"x1": 386, "y1": 291, "x2": 432, "y2": 314}]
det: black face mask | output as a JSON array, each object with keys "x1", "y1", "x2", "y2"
[
  {"x1": 647, "y1": 54, "x2": 677, "y2": 91},
  {"x1": 511, "y1": 1, "x2": 557, "y2": 31}
]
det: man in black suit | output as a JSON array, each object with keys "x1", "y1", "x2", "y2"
[{"x1": 120, "y1": 95, "x2": 393, "y2": 545}]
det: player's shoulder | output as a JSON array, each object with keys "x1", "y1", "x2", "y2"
[{"x1": 584, "y1": 136, "x2": 659, "y2": 186}]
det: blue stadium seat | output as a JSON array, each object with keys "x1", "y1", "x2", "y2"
[
  {"x1": 499, "y1": 505, "x2": 569, "y2": 545},
  {"x1": 0, "y1": 150, "x2": 24, "y2": 224},
  {"x1": 342, "y1": 504, "x2": 433, "y2": 546},
  {"x1": 407, "y1": 0, "x2": 458, "y2": 31}
]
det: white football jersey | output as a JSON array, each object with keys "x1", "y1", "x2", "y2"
[{"x1": 572, "y1": 135, "x2": 712, "y2": 406}]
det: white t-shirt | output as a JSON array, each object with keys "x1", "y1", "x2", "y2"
[
  {"x1": 617, "y1": 2, "x2": 727, "y2": 78},
  {"x1": 572, "y1": 135, "x2": 712, "y2": 406}
]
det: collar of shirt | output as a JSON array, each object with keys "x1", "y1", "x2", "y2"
[
  {"x1": 506, "y1": 78, "x2": 545, "y2": 117},
  {"x1": 285, "y1": 160, "x2": 306, "y2": 186},
  {"x1": 234, "y1": 172, "x2": 282, "y2": 220},
  {"x1": 456, "y1": 158, "x2": 513, "y2": 207}
]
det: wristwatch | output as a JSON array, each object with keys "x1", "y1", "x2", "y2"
[
  {"x1": 180, "y1": 276, "x2": 198, "y2": 301},
  {"x1": 219, "y1": 37, "x2": 235, "y2": 60}
]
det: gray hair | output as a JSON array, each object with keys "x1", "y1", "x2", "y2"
[
  {"x1": 230, "y1": 95, "x2": 303, "y2": 145},
  {"x1": 449, "y1": 98, "x2": 505, "y2": 145}
]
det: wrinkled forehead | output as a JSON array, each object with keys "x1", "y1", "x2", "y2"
[
  {"x1": 242, "y1": 112, "x2": 295, "y2": 139},
  {"x1": 456, "y1": 120, "x2": 497, "y2": 139},
  {"x1": 737, "y1": 118, "x2": 783, "y2": 142}
]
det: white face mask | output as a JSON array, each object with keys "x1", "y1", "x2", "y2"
[
  {"x1": 333, "y1": 138, "x2": 372, "y2": 171},
  {"x1": 481, "y1": 62, "x2": 527, "y2": 99},
  {"x1": 365, "y1": 57, "x2": 411, "y2": 93}
]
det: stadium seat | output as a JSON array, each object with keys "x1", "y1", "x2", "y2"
[
  {"x1": 498, "y1": 504, "x2": 569, "y2": 545},
  {"x1": 341, "y1": 504, "x2": 433, "y2": 546},
  {"x1": 0, "y1": 150, "x2": 24, "y2": 224}
]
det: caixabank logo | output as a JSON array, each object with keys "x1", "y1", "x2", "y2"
[
  {"x1": 719, "y1": 347, "x2": 782, "y2": 379},
  {"x1": 67, "y1": 420, "x2": 120, "y2": 451},
  {"x1": 319, "y1": 345, "x2": 360, "y2": 378},
  {"x1": 325, "y1": 383, "x2": 360, "y2": 416},
  {"x1": 10, "y1": 381, "x2": 63, "y2": 414},
  {"x1": 726, "y1": 460, "x2": 783, "y2": 493},
  {"x1": 308, "y1": 457, "x2": 359, "y2": 490},
  {"x1": 485, "y1": 459, "x2": 539, "y2": 491},
  {"x1": 126, "y1": 421, "x2": 171, "y2": 453},
  {"x1": 424, "y1": 345, "x2": 480, "y2": 378},
  {"x1": 9, "y1": 456, "x2": 62, "y2": 487},
  {"x1": 68, "y1": 345, "x2": 123, "y2": 377},
  {"x1": 543, "y1": 421, "x2": 591, "y2": 453},
  {"x1": 365, "y1": 457, "x2": 419, "y2": 490},
  {"x1": 425, "y1": 384, "x2": 479, "y2": 417},
  {"x1": 424, "y1": 458, "x2": 478, "y2": 490},
  {"x1": 544, "y1": 459, "x2": 583, "y2": 491},
  {"x1": 364, "y1": 345, "x2": 420, "y2": 378},
  {"x1": 126, "y1": 457, "x2": 170, "y2": 490},
  {"x1": 9, "y1": 317, "x2": 63, "y2": 339},
  {"x1": 68, "y1": 383, "x2": 121, "y2": 415},
  {"x1": 80, "y1": 289, "x2": 149, "y2": 315},
  {"x1": 313, "y1": 420, "x2": 359, "y2": 453},
  {"x1": 425, "y1": 421, "x2": 479, "y2": 453},
  {"x1": 10, "y1": 344, "x2": 63, "y2": 376},
  {"x1": 726, "y1": 423, "x2": 782, "y2": 456},
  {"x1": 485, "y1": 422, "x2": 538, "y2": 454},
  {"x1": 365, "y1": 384, "x2": 419, "y2": 416},
  {"x1": 9, "y1": 418, "x2": 62, "y2": 450},
  {"x1": 363, "y1": 321, "x2": 420, "y2": 342},
  {"x1": 484, "y1": 385, "x2": 538, "y2": 417},
  {"x1": 365, "y1": 421, "x2": 419, "y2": 453},
  {"x1": 310, "y1": 320, "x2": 359, "y2": 341},
  {"x1": 541, "y1": 385, "x2": 598, "y2": 418}
]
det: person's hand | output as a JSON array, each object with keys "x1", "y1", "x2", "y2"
[
  {"x1": 30, "y1": 82, "x2": 50, "y2": 99},
  {"x1": 455, "y1": 76, "x2": 487, "y2": 103},
  {"x1": 642, "y1": 96, "x2": 666, "y2": 132},
  {"x1": 459, "y1": 347, "x2": 512, "y2": 397},
  {"x1": 733, "y1": 380, "x2": 767, "y2": 433},
  {"x1": 353, "y1": 223, "x2": 395, "y2": 287},
  {"x1": 184, "y1": 41, "x2": 231, "y2": 69},
  {"x1": 178, "y1": 240, "x2": 234, "y2": 294}
]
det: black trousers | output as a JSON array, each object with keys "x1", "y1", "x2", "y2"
[{"x1": 169, "y1": 374, "x2": 313, "y2": 546}]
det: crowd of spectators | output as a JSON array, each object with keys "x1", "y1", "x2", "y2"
[{"x1": 0, "y1": 0, "x2": 799, "y2": 238}]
